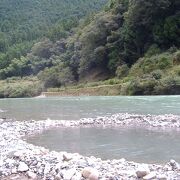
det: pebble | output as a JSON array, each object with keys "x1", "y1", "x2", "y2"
[
  {"x1": 63, "y1": 153, "x2": 73, "y2": 161},
  {"x1": 88, "y1": 172, "x2": 99, "y2": 180},
  {"x1": 63, "y1": 168, "x2": 77, "y2": 180},
  {"x1": 82, "y1": 167, "x2": 94, "y2": 178},
  {"x1": 27, "y1": 171, "x2": 37, "y2": 179},
  {"x1": 143, "y1": 171, "x2": 156, "y2": 180},
  {"x1": 136, "y1": 165, "x2": 150, "y2": 178},
  {"x1": 17, "y1": 162, "x2": 29, "y2": 172},
  {"x1": 82, "y1": 167, "x2": 99, "y2": 179},
  {"x1": 156, "y1": 174, "x2": 167, "y2": 180}
]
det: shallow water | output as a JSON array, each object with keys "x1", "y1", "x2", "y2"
[
  {"x1": 0, "y1": 96, "x2": 180, "y2": 121},
  {"x1": 27, "y1": 127, "x2": 180, "y2": 164},
  {"x1": 1, "y1": 96, "x2": 180, "y2": 163}
]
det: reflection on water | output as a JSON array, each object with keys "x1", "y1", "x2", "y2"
[
  {"x1": 27, "y1": 127, "x2": 180, "y2": 164},
  {"x1": 0, "y1": 96, "x2": 180, "y2": 121}
]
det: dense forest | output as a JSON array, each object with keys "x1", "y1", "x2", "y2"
[
  {"x1": 0, "y1": 0, "x2": 180, "y2": 97},
  {"x1": 0, "y1": 0, "x2": 107, "y2": 75}
]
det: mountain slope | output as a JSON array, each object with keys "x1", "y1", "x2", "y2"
[
  {"x1": 0, "y1": 0, "x2": 107, "y2": 70},
  {"x1": 0, "y1": 0, "x2": 180, "y2": 97}
]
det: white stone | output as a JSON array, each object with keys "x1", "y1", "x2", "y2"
[
  {"x1": 169, "y1": 159, "x2": 180, "y2": 169},
  {"x1": 119, "y1": 158, "x2": 126, "y2": 163},
  {"x1": 11, "y1": 168, "x2": 17, "y2": 174},
  {"x1": 170, "y1": 159, "x2": 176, "y2": 166},
  {"x1": 63, "y1": 153, "x2": 73, "y2": 161},
  {"x1": 82, "y1": 167, "x2": 99, "y2": 179},
  {"x1": 88, "y1": 172, "x2": 99, "y2": 180},
  {"x1": 157, "y1": 174, "x2": 167, "y2": 180},
  {"x1": 143, "y1": 172, "x2": 156, "y2": 180},
  {"x1": 18, "y1": 162, "x2": 29, "y2": 172},
  {"x1": 44, "y1": 163, "x2": 51, "y2": 174},
  {"x1": 71, "y1": 172, "x2": 82, "y2": 180},
  {"x1": 136, "y1": 165, "x2": 150, "y2": 178},
  {"x1": 63, "y1": 168, "x2": 77, "y2": 180},
  {"x1": 27, "y1": 171, "x2": 37, "y2": 179},
  {"x1": 82, "y1": 167, "x2": 94, "y2": 178},
  {"x1": 13, "y1": 151, "x2": 24, "y2": 158}
]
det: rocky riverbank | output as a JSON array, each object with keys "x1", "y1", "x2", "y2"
[{"x1": 1, "y1": 113, "x2": 180, "y2": 180}]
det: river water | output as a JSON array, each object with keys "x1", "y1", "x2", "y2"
[
  {"x1": 1, "y1": 96, "x2": 180, "y2": 163},
  {"x1": 27, "y1": 127, "x2": 180, "y2": 164},
  {"x1": 0, "y1": 96, "x2": 180, "y2": 121}
]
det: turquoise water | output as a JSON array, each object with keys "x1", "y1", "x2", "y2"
[
  {"x1": 0, "y1": 96, "x2": 180, "y2": 121},
  {"x1": 27, "y1": 127, "x2": 180, "y2": 164}
]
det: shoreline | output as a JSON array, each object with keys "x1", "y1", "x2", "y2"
[{"x1": 1, "y1": 113, "x2": 180, "y2": 179}]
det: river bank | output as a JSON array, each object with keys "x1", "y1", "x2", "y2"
[
  {"x1": 42, "y1": 84, "x2": 122, "y2": 97},
  {"x1": 1, "y1": 113, "x2": 180, "y2": 179}
]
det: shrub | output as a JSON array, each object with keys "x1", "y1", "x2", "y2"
[
  {"x1": 116, "y1": 64, "x2": 129, "y2": 79},
  {"x1": 154, "y1": 75, "x2": 180, "y2": 95},
  {"x1": 121, "y1": 78, "x2": 157, "y2": 95},
  {"x1": 145, "y1": 44, "x2": 161, "y2": 57},
  {"x1": 173, "y1": 50, "x2": 180, "y2": 65},
  {"x1": 0, "y1": 79, "x2": 42, "y2": 98},
  {"x1": 129, "y1": 52, "x2": 173, "y2": 77},
  {"x1": 157, "y1": 57, "x2": 171, "y2": 69},
  {"x1": 150, "y1": 69, "x2": 163, "y2": 80}
]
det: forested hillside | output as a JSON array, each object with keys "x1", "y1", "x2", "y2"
[
  {"x1": 0, "y1": 0, "x2": 107, "y2": 74},
  {"x1": 0, "y1": 0, "x2": 180, "y2": 97}
]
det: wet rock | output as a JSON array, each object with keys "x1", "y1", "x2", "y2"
[{"x1": 18, "y1": 162, "x2": 29, "y2": 172}]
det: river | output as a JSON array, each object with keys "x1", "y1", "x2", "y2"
[
  {"x1": 1, "y1": 96, "x2": 180, "y2": 163},
  {"x1": 0, "y1": 96, "x2": 180, "y2": 121}
]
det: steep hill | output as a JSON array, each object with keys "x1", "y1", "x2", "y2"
[
  {"x1": 0, "y1": 0, "x2": 180, "y2": 97},
  {"x1": 0, "y1": 0, "x2": 107, "y2": 70}
]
